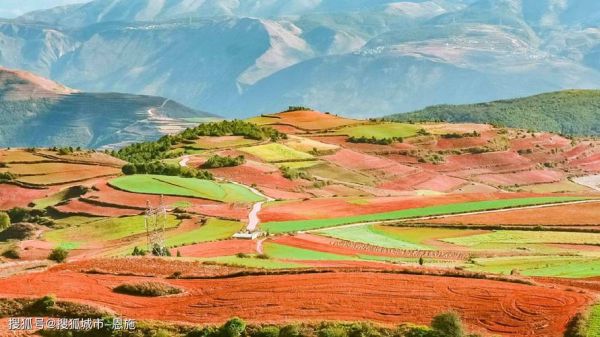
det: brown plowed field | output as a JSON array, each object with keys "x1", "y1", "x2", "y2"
[
  {"x1": 0, "y1": 184, "x2": 61, "y2": 209},
  {"x1": 0, "y1": 270, "x2": 588, "y2": 337},
  {"x1": 54, "y1": 199, "x2": 141, "y2": 217},
  {"x1": 420, "y1": 201, "x2": 600, "y2": 226},
  {"x1": 174, "y1": 239, "x2": 257, "y2": 258}
]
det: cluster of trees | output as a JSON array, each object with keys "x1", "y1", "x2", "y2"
[
  {"x1": 179, "y1": 120, "x2": 286, "y2": 143},
  {"x1": 348, "y1": 136, "x2": 403, "y2": 145},
  {"x1": 280, "y1": 166, "x2": 311, "y2": 180},
  {"x1": 202, "y1": 155, "x2": 246, "y2": 169},
  {"x1": 5, "y1": 207, "x2": 54, "y2": 227},
  {"x1": 285, "y1": 106, "x2": 311, "y2": 112},
  {"x1": 441, "y1": 131, "x2": 481, "y2": 139},
  {"x1": 113, "y1": 120, "x2": 285, "y2": 164},
  {"x1": 121, "y1": 162, "x2": 213, "y2": 180}
]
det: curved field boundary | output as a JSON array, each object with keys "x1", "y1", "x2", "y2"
[
  {"x1": 108, "y1": 175, "x2": 264, "y2": 203},
  {"x1": 262, "y1": 197, "x2": 595, "y2": 234}
]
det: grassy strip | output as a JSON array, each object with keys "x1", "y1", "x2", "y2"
[
  {"x1": 263, "y1": 197, "x2": 592, "y2": 234},
  {"x1": 0, "y1": 296, "x2": 107, "y2": 319},
  {"x1": 166, "y1": 218, "x2": 243, "y2": 247}
]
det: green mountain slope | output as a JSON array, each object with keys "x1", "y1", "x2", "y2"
[
  {"x1": 0, "y1": 67, "x2": 217, "y2": 149},
  {"x1": 388, "y1": 90, "x2": 600, "y2": 136}
]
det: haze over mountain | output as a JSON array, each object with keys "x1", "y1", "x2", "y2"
[
  {"x1": 0, "y1": 67, "x2": 215, "y2": 149},
  {"x1": 1, "y1": 0, "x2": 599, "y2": 118}
]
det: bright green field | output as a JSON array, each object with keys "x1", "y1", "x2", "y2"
[
  {"x1": 45, "y1": 215, "x2": 180, "y2": 245},
  {"x1": 166, "y1": 218, "x2": 243, "y2": 247},
  {"x1": 468, "y1": 255, "x2": 600, "y2": 278},
  {"x1": 262, "y1": 197, "x2": 590, "y2": 234},
  {"x1": 317, "y1": 225, "x2": 428, "y2": 250},
  {"x1": 263, "y1": 243, "x2": 355, "y2": 261},
  {"x1": 239, "y1": 143, "x2": 314, "y2": 162},
  {"x1": 109, "y1": 175, "x2": 264, "y2": 203},
  {"x1": 335, "y1": 123, "x2": 421, "y2": 138},
  {"x1": 587, "y1": 304, "x2": 600, "y2": 337},
  {"x1": 445, "y1": 230, "x2": 600, "y2": 247}
]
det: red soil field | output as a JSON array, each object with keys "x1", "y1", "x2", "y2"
[
  {"x1": 55, "y1": 198, "x2": 140, "y2": 217},
  {"x1": 210, "y1": 162, "x2": 304, "y2": 192},
  {"x1": 435, "y1": 151, "x2": 533, "y2": 174},
  {"x1": 51, "y1": 258, "x2": 245, "y2": 277},
  {"x1": 0, "y1": 270, "x2": 588, "y2": 336},
  {"x1": 323, "y1": 149, "x2": 413, "y2": 172},
  {"x1": 474, "y1": 169, "x2": 564, "y2": 187},
  {"x1": 570, "y1": 152, "x2": 600, "y2": 172},
  {"x1": 0, "y1": 184, "x2": 59, "y2": 209},
  {"x1": 510, "y1": 134, "x2": 570, "y2": 152},
  {"x1": 173, "y1": 239, "x2": 256, "y2": 258},
  {"x1": 260, "y1": 193, "x2": 537, "y2": 222},
  {"x1": 418, "y1": 201, "x2": 600, "y2": 226},
  {"x1": 378, "y1": 171, "x2": 466, "y2": 192},
  {"x1": 435, "y1": 130, "x2": 496, "y2": 150},
  {"x1": 311, "y1": 136, "x2": 416, "y2": 154},
  {"x1": 260, "y1": 110, "x2": 360, "y2": 130}
]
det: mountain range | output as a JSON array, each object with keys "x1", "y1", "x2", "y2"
[
  {"x1": 0, "y1": 0, "x2": 597, "y2": 118},
  {"x1": 0, "y1": 67, "x2": 215, "y2": 149}
]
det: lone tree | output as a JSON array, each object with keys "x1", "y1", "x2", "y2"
[
  {"x1": 221, "y1": 317, "x2": 246, "y2": 337},
  {"x1": 48, "y1": 247, "x2": 69, "y2": 263},
  {"x1": 0, "y1": 211, "x2": 10, "y2": 230}
]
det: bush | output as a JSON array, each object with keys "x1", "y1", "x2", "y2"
[
  {"x1": 221, "y1": 317, "x2": 247, "y2": 337},
  {"x1": 202, "y1": 155, "x2": 245, "y2": 169},
  {"x1": 132, "y1": 246, "x2": 147, "y2": 256},
  {"x1": 318, "y1": 325, "x2": 348, "y2": 337},
  {"x1": 0, "y1": 212, "x2": 10, "y2": 230},
  {"x1": 0, "y1": 172, "x2": 15, "y2": 182},
  {"x1": 113, "y1": 282, "x2": 182, "y2": 297},
  {"x1": 48, "y1": 247, "x2": 69, "y2": 263},
  {"x1": 279, "y1": 325, "x2": 300, "y2": 337},
  {"x1": 431, "y1": 312, "x2": 463, "y2": 337},
  {"x1": 2, "y1": 248, "x2": 20, "y2": 259},
  {"x1": 564, "y1": 313, "x2": 588, "y2": 337},
  {"x1": 31, "y1": 295, "x2": 56, "y2": 313},
  {"x1": 255, "y1": 326, "x2": 280, "y2": 337}
]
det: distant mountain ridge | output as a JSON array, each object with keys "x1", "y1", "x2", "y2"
[
  {"x1": 0, "y1": 67, "x2": 216, "y2": 149},
  {"x1": 387, "y1": 90, "x2": 600, "y2": 136},
  {"x1": 1, "y1": 0, "x2": 599, "y2": 118}
]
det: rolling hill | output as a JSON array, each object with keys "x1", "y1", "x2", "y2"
[
  {"x1": 0, "y1": 67, "x2": 216, "y2": 149},
  {"x1": 387, "y1": 90, "x2": 600, "y2": 136}
]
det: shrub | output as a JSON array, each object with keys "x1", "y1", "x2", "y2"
[
  {"x1": 113, "y1": 282, "x2": 182, "y2": 297},
  {"x1": 318, "y1": 325, "x2": 348, "y2": 337},
  {"x1": 31, "y1": 295, "x2": 56, "y2": 313},
  {"x1": 255, "y1": 326, "x2": 280, "y2": 337},
  {"x1": 348, "y1": 323, "x2": 380, "y2": 337},
  {"x1": 48, "y1": 247, "x2": 69, "y2": 263},
  {"x1": 0, "y1": 172, "x2": 15, "y2": 182},
  {"x1": 236, "y1": 252, "x2": 250, "y2": 258},
  {"x1": 564, "y1": 313, "x2": 588, "y2": 337},
  {"x1": 2, "y1": 248, "x2": 20, "y2": 259},
  {"x1": 256, "y1": 254, "x2": 270, "y2": 260},
  {"x1": 221, "y1": 317, "x2": 247, "y2": 337},
  {"x1": 132, "y1": 246, "x2": 147, "y2": 256},
  {"x1": 279, "y1": 325, "x2": 300, "y2": 337},
  {"x1": 0, "y1": 211, "x2": 10, "y2": 230},
  {"x1": 431, "y1": 312, "x2": 463, "y2": 337}
]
